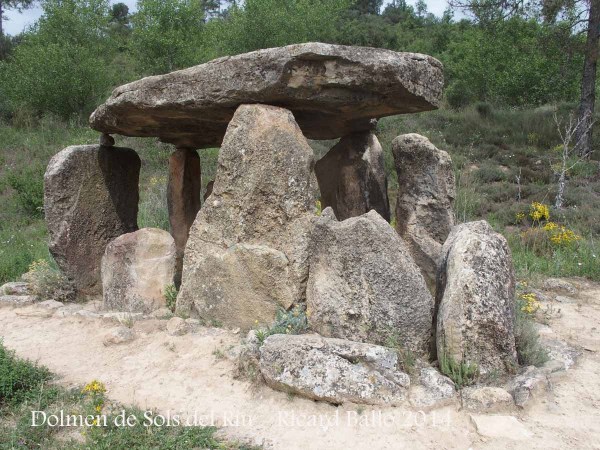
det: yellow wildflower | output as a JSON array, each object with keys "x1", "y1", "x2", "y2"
[
  {"x1": 520, "y1": 293, "x2": 541, "y2": 314},
  {"x1": 529, "y1": 202, "x2": 550, "y2": 222}
]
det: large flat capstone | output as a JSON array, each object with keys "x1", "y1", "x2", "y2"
[{"x1": 90, "y1": 43, "x2": 443, "y2": 149}]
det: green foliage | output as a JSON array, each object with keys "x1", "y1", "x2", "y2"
[
  {"x1": 384, "y1": 331, "x2": 416, "y2": 374},
  {"x1": 438, "y1": 348, "x2": 479, "y2": 388},
  {"x1": 5, "y1": 165, "x2": 44, "y2": 217},
  {"x1": 164, "y1": 283, "x2": 178, "y2": 312},
  {"x1": 83, "y1": 408, "x2": 225, "y2": 450},
  {"x1": 0, "y1": 340, "x2": 54, "y2": 407},
  {"x1": 509, "y1": 232, "x2": 600, "y2": 281},
  {"x1": 475, "y1": 162, "x2": 507, "y2": 183},
  {"x1": 443, "y1": 18, "x2": 582, "y2": 108},
  {"x1": 514, "y1": 298, "x2": 550, "y2": 366},
  {"x1": 130, "y1": 0, "x2": 207, "y2": 75},
  {"x1": 0, "y1": 340, "x2": 257, "y2": 449},
  {"x1": 208, "y1": 0, "x2": 351, "y2": 55},
  {"x1": 255, "y1": 305, "x2": 308, "y2": 345},
  {"x1": 0, "y1": 223, "x2": 50, "y2": 284},
  {"x1": 24, "y1": 259, "x2": 77, "y2": 302},
  {"x1": 1, "y1": 0, "x2": 122, "y2": 118}
]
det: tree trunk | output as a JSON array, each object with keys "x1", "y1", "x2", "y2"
[
  {"x1": 576, "y1": 0, "x2": 600, "y2": 157},
  {"x1": 0, "y1": 0, "x2": 4, "y2": 37}
]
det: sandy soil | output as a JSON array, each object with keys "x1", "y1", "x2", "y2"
[{"x1": 1, "y1": 278, "x2": 599, "y2": 450}]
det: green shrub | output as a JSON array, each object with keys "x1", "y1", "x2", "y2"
[
  {"x1": 514, "y1": 298, "x2": 549, "y2": 366},
  {"x1": 0, "y1": 223, "x2": 50, "y2": 284},
  {"x1": 475, "y1": 102, "x2": 493, "y2": 118},
  {"x1": 23, "y1": 259, "x2": 76, "y2": 302},
  {"x1": 384, "y1": 332, "x2": 416, "y2": 374},
  {"x1": 438, "y1": 349, "x2": 479, "y2": 388},
  {"x1": 164, "y1": 283, "x2": 178, "y2": 312},
  {"x1": 0, "y1": 340, "x2": 54, "y2": 407},
  {"x1": 5, "y1": 165, "x2": 45, "y2": 218},
  {"x1": 475, "y1": 163, "x2": 507, "y2": 183},
  {"x1": 255, "y1": 305, "x2": 308, "y2": 345}
]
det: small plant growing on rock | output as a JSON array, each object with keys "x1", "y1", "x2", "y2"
[
  {"x1": 164, "y1": 283, "x2": 178, "y2": 312},
  {"x1": 439, "y1": 349, "x2": 478, "y2": 388},
  {"x1": 24, "y1": 259, "x2": 76, "y2": 302},
  {"x1": 384, "y1": 331, "x2": 415, "y2": 375},
  {"x1": 253, "y1": 305, "x2": 308, "y2": 346}
]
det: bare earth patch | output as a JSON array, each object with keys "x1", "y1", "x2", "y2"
[{"x1": 1, "y1": 279, "x2": 599, "y2": 449}]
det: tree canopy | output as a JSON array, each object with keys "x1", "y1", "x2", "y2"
[{"x1": 0, "y1": 0, "x2": 592, "y2": 120}]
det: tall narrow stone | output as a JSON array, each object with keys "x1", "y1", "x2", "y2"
[
  {"x1": 176, "y1": 104, "x2": 317, "y2": 330},
  {"x1": 167, "y1": 148, "x2": 201, "y2": 285},
  {"x1": 436, "y1": 221, "x2": 517, "y2": 375},
  {"x1": 44, "y1": 145, "x2": 140, "y2": 294},
  {"x1": 392, "y1": 134, "x2": 455, "y2": 290},
  {"x1": 315, "y1": 131, "x2": 390, "y2": 221}
]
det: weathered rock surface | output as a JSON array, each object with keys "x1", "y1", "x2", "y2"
[
  {"x1": 392, "y1": 134, "x2": 455, "y2": 288},
  {"x1": 102, "y1": 228, "x2": 176, "y2": 313},
  {"x1": 0, "y1": 295, "x2": 36, "y2": 306},
  {"x1": 151, "y1": 307, "x2": 173, "y2": 319},
  {"x1": 315, "y1": 131, "x2": 390, "y2": 221},
  {"x1": 409, "y1": 367, "x2": 456, "y2": 408},
  {"x1": 177, "y1": 105, "x2": 316, "y2": 330},
  {"x1": 542, "y1": 278, "x2": 577, "y2": 295},
  {"x1": 90, "y1": 43, "x2": 443, "y2": 149},
  {"x1": 436, "y1": 220, "x2": 518, "y2": 375},
  {"x1": 167, "y1": 148, "x2": 201, "y2": 285},
  {"x1": 259, "y1": 334, "x2": 410, "y2": 406},
  {"x1": 167, "y1": 151, "x2": 201, "y2": 241},
  {"x1": 166, "y1": 317, "x2": 189, "y2": 336},
  {"x1": 38, "y1": 300, "x2": 65, "y2": 310},
  {"x1": 103, "y1": 326, "x2": 135, "y2": 346},
  {"x1": 461, "y1": 387, "x2": 514, "y2": 412},
  {"x1": 45, "y1": 145, "x2": 140, "y2": 294},
  {"x1": 508, "y1": 366, "x2": 549, "y2": 407},
  {"x1": 540, "y1": 336, "x2": 580, "y2": 371},
  {"x1": 203, "y1": 180, "x2": 214, "y2": 202},
  {"x1": 0, "y1": 282, "x2": 31, "y2": 296},
  {"x1": 307, "y1": 208, "x2": 433, "y2": 354},
  {"x1": 470, "y1": 415, "x2": 532, "y2": 440}
]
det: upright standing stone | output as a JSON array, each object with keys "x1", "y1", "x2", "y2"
[
  {"x1": 315, "y1": 131, "x2": 390, "y2": 221},
  {"x1": 167, "y1": 148, "x2": 201, "y2": 285},
  {"x1": 176, "y1": 104, "x2": 317, "y2": 330},
  {"x1": 392, "y1": 134, "x2": 455, "y2": 289},
  {"x1": 102, "y1": 228, "x2": 176, "y2": 313},
  {"x1": 44, "y1": 145, "x2": 140, "y2": 294},
  {"x1": 436, "y1": 220, "x2": 518, "y2": 375},
  {"x1": 307, "y1": 208, "x2": 433, "y2": 354}
]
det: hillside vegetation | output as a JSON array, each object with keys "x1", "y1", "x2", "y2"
[
  {"x1": 0, "y1": 0, "x2": 598, "y2": 284},
  {"x1": 1, "y1": 104, "x2": 598, "y2": 284}
]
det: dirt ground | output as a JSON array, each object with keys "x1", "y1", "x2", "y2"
[{"x1": 1, "y1": 278, "x2": 599, "y2": 450}]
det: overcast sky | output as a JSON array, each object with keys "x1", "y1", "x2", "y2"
[{"x1": 3, "y1": 0, "x2": 452, "y2": 36}]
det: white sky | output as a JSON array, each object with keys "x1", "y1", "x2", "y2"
[{"x1": 3, "y1": 0, "x2": 452, "y2": 36}]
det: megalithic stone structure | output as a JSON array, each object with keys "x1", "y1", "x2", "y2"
[
  {"x1": 167, "y1": 148, "x2": 201, "y2": 286},
  {"x1": 315, "y1": 130, "x2": 390, "y2": 222},
  {"x1": 44, "y1": 144, "x2": 140, "y2": 294}
]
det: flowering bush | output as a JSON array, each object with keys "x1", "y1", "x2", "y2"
[
  {"x1": 529, "y1": 201, "x2": 550, "y2": 222},
  {"x1": 24, "y1": 259, "x2": 76, "y2": 302},
  {"x1": 517, "y1": 202, "x2": 581, "y2": 252},
  {"x1": 82, "y1": 380, "x2": 106, "y2": 415},
  {"x1": 520, "y1": 293, "x2": 541, "y2": 314}
]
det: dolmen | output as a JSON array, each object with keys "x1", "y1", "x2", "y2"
[{"x1": 43, "y1": 43, "x2": 521, "y2": 406}]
